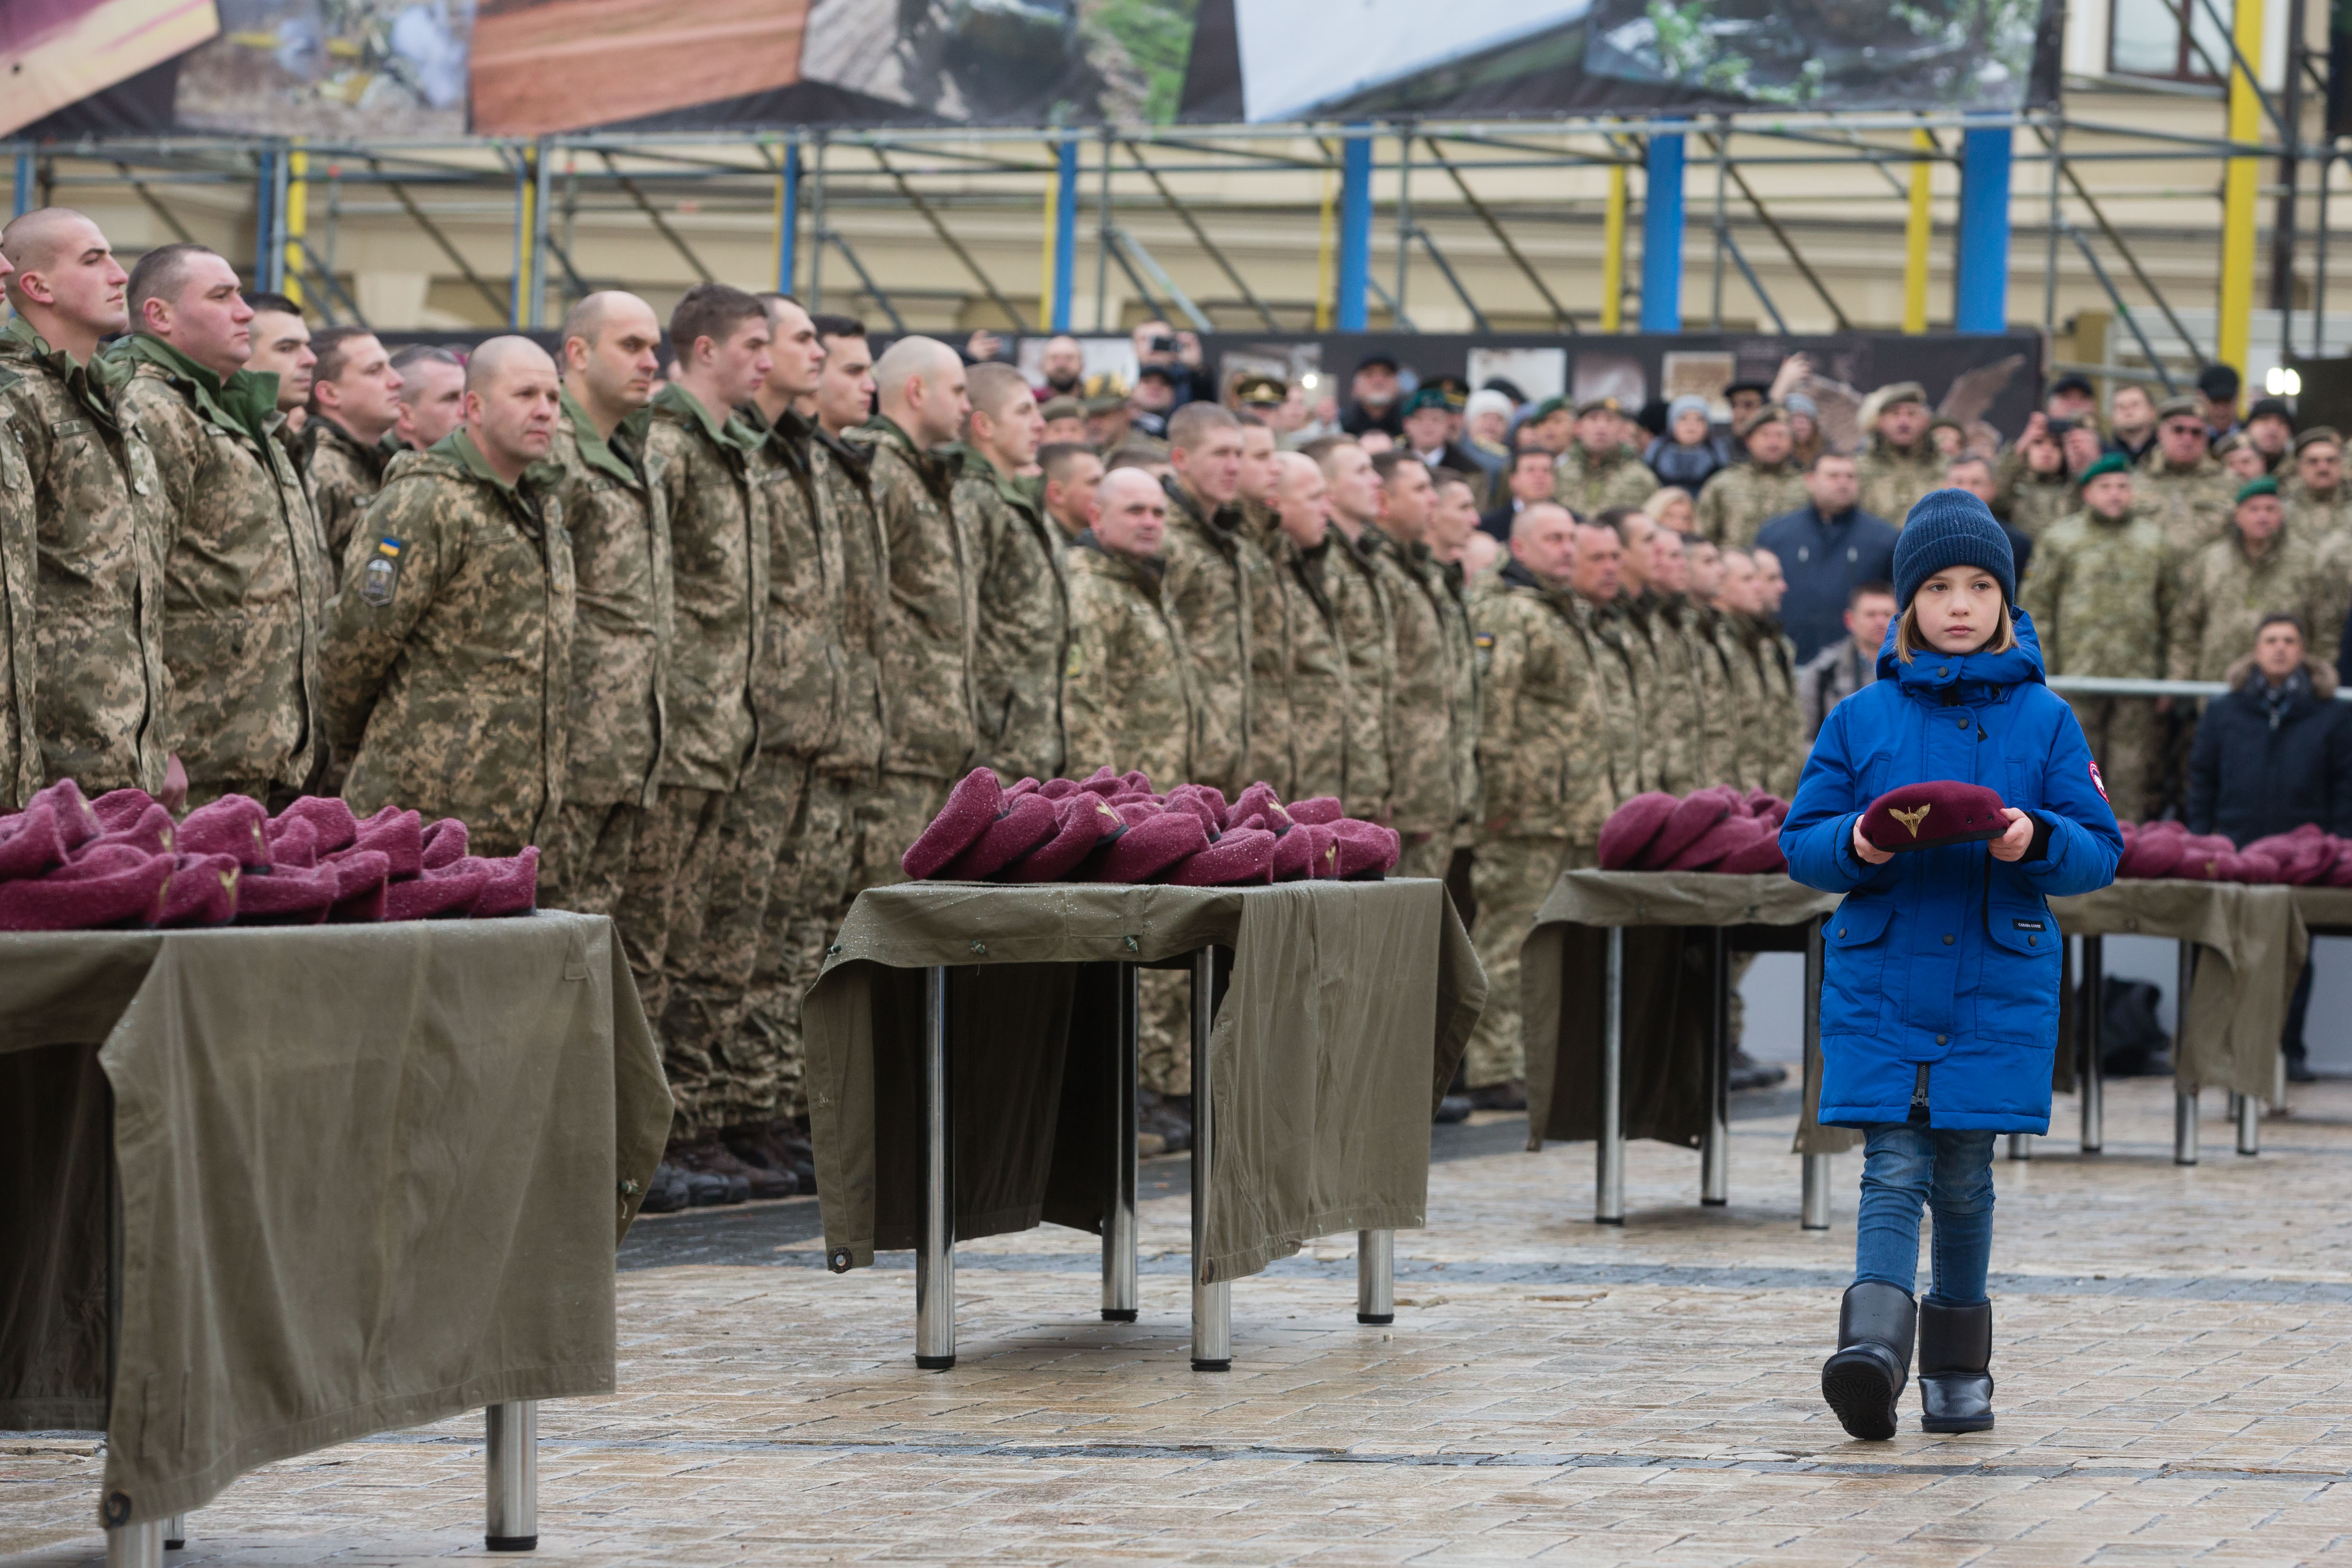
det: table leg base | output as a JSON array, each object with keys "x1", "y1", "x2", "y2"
[
  {"x1": 106, "y1": 1521, "x2": 162, "y2": 1568},
  {"x1": 162, "y1": 1515, "x2": 185, "y2": 1551},
  {"x1": 915, "y1": 1354, "x2": 956, "y2": 1371},
  {"x1": 485, "y1": 1536, "x2": 539, "y2": 1554},
  {"x1": 1100, "y1": 1308, "x2": 1137, "y2": 1323},
  {"x1": 1191, "y1": 1358, "x2": 1232, "y2": 1372},
  {"x1": 1595, "y1": 1216, "x2": 1624, "y2": 1226},
  {"x1": 1357, "y1": 1313, "x2": 1395, "y2": 1326},
  {"x1": 1701, "y1": 1197, "x2": 1727, "y2": 1207}
]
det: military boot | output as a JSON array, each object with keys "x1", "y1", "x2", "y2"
[
  {"x1": 1917, "y1": 1299, "x2": 1995, "y2": 1433},
  {"x1": 1821, "y1": 1281, "x2": 1918, "y2": 1440}
]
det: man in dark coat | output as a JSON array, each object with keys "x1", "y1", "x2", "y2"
[{"x1": 1751, "y1": 450, "x2": 1899, "y2": 663}]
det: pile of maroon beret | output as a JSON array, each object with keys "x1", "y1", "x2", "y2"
[
  {"x1": 1596, "y1": 786, "x2": 1791, "y2": 874},
  {"x1": 0, "y1": 779, "x2": 541, "y2": 932},
  {"x1": 2116, "y1": 819, "x2": 2352, "y2": 884},
  {"x1": 900, "y1": 766, "x2": 1403, "y2": 886}
]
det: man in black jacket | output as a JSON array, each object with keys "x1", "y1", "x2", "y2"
[
  {"x1": 2188, "y1": 613, "x2": 2352, "y2": 1080},
  {"x1": 1750, "y1": 451, "x2": 1899, "y2": 662}
]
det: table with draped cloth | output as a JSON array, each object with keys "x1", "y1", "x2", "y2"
[{"x1": 0, "y1": 912, "x2": 671, "y2": 1554}]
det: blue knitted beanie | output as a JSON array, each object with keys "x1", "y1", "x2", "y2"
[{"x1": 1893, "y1": 489, "x2": 2016, "y2": 609}]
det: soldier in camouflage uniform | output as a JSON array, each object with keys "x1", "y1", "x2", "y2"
[
  {"x1": 1603, "y1": 508, "x2": 1701, "y2": 793},
  {"x1": 849, "y1": 336, "x2": 978, "y2": 894},
  {"x1": 2137, "y1": 394, "x2": 2237, "y2": 555},
  {"x1": 2291, "y1": 431, "x2": 2352, "y2": 665},
  {"x1": 1065, "y1": 469, "x2": 1196, "y2": 783},
  {"x1": 1552, "y1": 397, "x2": 1659, "y2": 517},
  {"x1": 1264, "y1": 452, "x2": 1350, "y2": 800},
  {"x1": 1641, "y1": 528, "x2": 1727, "y2": 791},
  {"x1": 2019, "y1": 455, "x2": 2173, "y2": 823},
  {"x1": 1708, "y1": 548, "x2": 1772, "y2": 790},
  {"x1": 1468, "y1": 504, "x2": 1636, "y2": 1095},
  {"x1": 1308, "y1": 436, "x2": 1397, "y2": 821},
  {"x1": 1745, "y1": 548, "x2": 1805, "y2": 797},
  {"x1": 1161, "y1": 401, "x2": 1274, "y2": 798},
  {"x1": 1673, "y1": 536, "x2": 1741, "y2": 787},
  {"x1": 1993, "y1": 425, "x2": 2077, "y2": 541},
  {"x1": 1367, "y1": 453, "x2": 1468, "y2": 879},
  {"x1": 1236, "y1": 418, "x2": 1295, "y2": 795},
  {"x1": 303, "y1": 326, "x2": 406, "y2": 569},
  {"x1": 542, "y1": 293, "x2": 670, "y2": 918},
  {"x1": 320, "y1": 337, "x2": 574, "y2": 854},
  {"x1": 115, "y1": 244, "x2": 324, "y2": 807},
  {"x1": 957, "y1": 363, "x2": 1071, "y2": 783},
  {"x1": 1695, "y1": 404, "x2": 1807, "y2": 549},
  {"x1": 1853, "y1": 383, "x2": 1943, "y2": 526},
  {"x1": 0, "y1": 351, "x2": 41, "y2": 808},
  {"x1": 0, "y1": 209, "x2": 169, "y2": 797},
  {"x1": 2171, "y1": 478, "x2": 2331, "y2": 686}
]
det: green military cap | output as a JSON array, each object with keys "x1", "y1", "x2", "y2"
[
  {"x1": 1873, "y1": 380, "x2": 1928, "y2": 408},
  {"x1": 1040, "y1": 395, "x2": 1085, "y2": 422},
  {"x1": 1228, "y1": 371, "x2": 1287, "y2": 407},
  {"x1": 1574, "y1": 395, "x2": 1620, "y2": 418},
  {"x1": 2156, "y1": 393, "x2": 2205, "y2": 422},
  {"x1": 2076, "y1": 452, "x2": 2130, "y2": 487},
  {"x1": 1531, "y1": 396, "x2": 1571, "y2": 421},
  {"x1": 2294, "y1": 425, "x2": 2343, "y2": 452},
  {"x1": 1735, "y1": 401, "x2": 1787, "y2": 437},
  {"x1": 2235, "y1": 475, "x2": 2280, "y2": 504},
  {"x1": 1405, "y1": 384, "x2": 1454, "y2": 416}
]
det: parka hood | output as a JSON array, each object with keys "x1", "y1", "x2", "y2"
[{"x1": 1877, "y1": 607, "x2": 2050, "y2": 695}]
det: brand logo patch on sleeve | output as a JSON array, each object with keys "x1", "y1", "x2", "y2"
[
  {"x1": 2088, "y1": 759, "x2": 2109, "y2": 801},
  {"x1": 358, "y1": 536, "x2": 402, "y2": 606}
]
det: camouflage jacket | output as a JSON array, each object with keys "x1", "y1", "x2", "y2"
[
  {"x1": 1473, "y1": 562, "x2": 1630, "y2": 845},
  {"x1": 1238, "y1": 503, "x2": 1295, "y2": 793},
  {"x1": 1743, "y1": 615, "x2": 1804, "y2": 798},
  {"x1": 546, "y1": 391, "x2": 670, "y2": 808},
  {"x1": 1694, "y1": 459, "x2": 1808, "y2": 549},
  {"x1": 1617, "y1": 590, "x2": 1707, "y2": 794},
  {"x1": 1159, "y1": 478, "x2": 1271, "y2": 796},
  {"x1": 1665, "y1": 598, "x2": 1738, "y2": 789},
  {"x1": 1267, "y1": 529, "x2": 1349, "y2": 801},
  {"x1": 1855, "y1": 435, "x2": 1942, "y2": 526},
  {"x1": 1595, "y1": 594, "x2": 1665, "y2": 794},
  {"x1": 2283, "y1": 477, "x2": 2352, "y2": 547},
  {"x1": 2018, "y1": 508, "x2": 2175, "y2": 678},
  {"x1": 2134, "y1": 451, "x2": 2235, "y2": 555},
  {"x1": 0, "y1": 380, "x2": 42, "y2": 807},
  {"x1": 1063, "y1": 534, "x2": 1194, "y2": 787},
  {"x1": 742, "y1": 402, "x2": 851, "y2": 764},
  {"x1": 1552, "y1": 442, "x2": 1657, "y2": 518},
  {"x1": 1329, "y1": 525, "x2": 1396, "y2": 820},
  {"x1": 852, "y1": 416, "x2": 976, "y2": 782},
  {"x1": 0, "y1": 317, "x2": 168, "y2": 794},
  {"x1": 1708, "y1": 608, "x2": 1770, "y2": 791},
  {"x1": 116, "y1": 334, "x2": 324, "y2": 791},
  {"x1": 1994, "y1": 459, "x2": 2078, "y2": 542},
  {"x1": 647, "y1": 383, "x2": 766, "y2": 792},
  {"x1": 811, "y1": 429, "x2": 889, "y2": 778},
  {"x1": 2170, "y1": 527, "x2": 2332, "y2": 684},
  {"x1": 305, "y1": 414, "x2": 396, "y2": 574},
  {"x1": 1367, "y1": 525, "x2": 1461, "y2": 837},
  {"x1": 321, "y1": 432, "x2": 575, "y2": 856},
  {"x1": 955, "y1": 451, "x2": 1070, "y2": 782}
]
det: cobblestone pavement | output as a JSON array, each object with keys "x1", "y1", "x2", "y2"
[{"x1": 9, "y1": 1077, "x2": 2352, "y2": 1566}]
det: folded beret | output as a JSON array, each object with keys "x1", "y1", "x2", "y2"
[
  {"x1": 339, "y1": 807, "x2": 425, "y2": 881},
  {"x1": 1039, "y1": 777, "x2": 1081, "y2": 800},
  {"x1": 1004, "y1": 795, "x2": 1125, "y2": 883},
  {"x1": 386, "y1": 860, "x2": 493, "y2": 921},
  {"x1": 0, "y1": 849, "x2": 171, "y2": 931},
  {"x1": 2330, "y1": 842, "x2": 2352, "y2": 887},
  {"x1": 1269, "y1": 822, "x2": 1319, "y2": 881},
  {"x1": 1287, "y1": 796, "x2": 1345, "y2": 826},
  {"x1": 1716, "y1": 832, "x2": 1789, "y2": 876},
  {"x1": 326, "y1": 849, "x2": 392, "y2": 923},
  {"x1": 2228, "y1": 850, "x2": 2281, "y2": 884},
  {"x1": 1742, "y1": 789, "x2": 1783, "y2": 819},
  {"x1": 1667, "y1": 814, "x2": 1767, "y2": 871},
  {"x1": 1110, "y1": 798, "x2": 1163, "y2": 828},
  {"x1": 1087, "y1": 810, "x2": 1208, "y2": 882},
  {"x1": 1598, "y1": 791, "x2": 1678, "y2": 870},
  {"x1": 81, "y1": 802, "x2": 176, "y2": 859},
  {"x1": 1121, "y1": 770, "x2": 1156, "y2": 794},
  {"x1": 939, "y1": 793, "x2": 1061, "y2": 879},
  {"x1": 265, "y1": 816, "x2": 319, "y2": 869},
  {"x1": 160, "y1": 854, "x2": 241, "y2": 927},
  {"x1": 1162, "y1": 785, "x2": 1225, "y2": 839},
  {"x1": 902, "y1": 768, "x2": 1006, "y2": 880},
  {"x1": 1225, "y1": 781, "x2": 1287, "y2": 832},
  {"x1": 1004, "y1": 777, "x2": 1042, "y2": 800},
  {"x1": 178, "y1": 795, "x2": 272, "y2": 868},
  {"x1": 470, "y1": 847, "x2": 540, "y2": 917},
  {"x1": 0, "y1": 802, "x2": 72, "y2": 883},
  {"x1": 2174, "y1": 834, "x2": 2238, "y2": 880},
  {"x1": 421, "y1": 817, "x2": 470, "y2": 871},
  {"x1": 1074, "y1": 766, "x2": 1124, "y2": 797},
  {"x1": 273, "y1": 795, "x2": 359, "y2": 854},
  {"x1": 234, "y1": 862, "x2": 342, "y2": 925},
  {"x1": 92, "y1": 789, "x2": 161, "y2": 834},
  {"x1": 1643, "y1": 787, "x2": 1740, "y2": 869},
  {"x1": 1332, "y1": 818, "x2": 1401, "y2": 880},
  {"x1": 1170, "y1": 826, "x2": 1277, "y2": 886},
  {"x1": 29, "y1": 778, "x2": 100, "y2": 851},
  {"x1": 1859, "y1": 781, "x2": 2010, "y2": 853}
]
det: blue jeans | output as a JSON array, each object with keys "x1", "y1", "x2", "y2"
[{"x1": 1853, "y1": 1124, "x2": 1997, "y2": 1304}]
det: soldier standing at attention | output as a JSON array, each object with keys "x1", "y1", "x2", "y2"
[
  {"x1": 1305, "y1": 434, "x2": 1398, "y2": 823},
  {"x1": 389, "y1": 345, "x2": 467, "y2": 453},
  {"x1": 1040, "y1": 442, "x2": 1104, "y2": 541},
  {"x1": 1709, "y1": 547, "x2": 1772, "y2": 791},
  {"x1": 958, "y1": 361, "x2": 1070, "y2": 783},
  {"x1": 1553, "y1": 397, "x2": 1659, "y2": 517},
  {"x1": 1235, "y1": 413, "x2": 1294, "y2": 792},
  {"x1": 0, "y1": 241, "x2": 39, "y2": 807},
  {"x1": 304, "y1": 326, "x2": 407, "y2": 569},
  {"x1": 319, "y1": 336, "x2": 573, "y2": 854},
  {"x1": 1696, "y1": 403, "x2": 1808, "y2": 550},
  {"x1": 1746, "y1": 548, "x2": 1805, "y2": 798},
  {"x1": 1854, "y1": 382, "x2": 1943, "y2": 525},
  {"x1": 242, "y1": 292, "x2": 317, "y2": 491},
  {"x1": 1065, "y1": 466, "x2": 1195, "y2": 784},
  {"x1": 1265, "y1": 452, "x2": 1351, "y2": 800},
  {"x1": 2138, "y1": 395, "x2": 2237, "y2": 555},
  {"x1": 116, "y1": 242, "x2": 323, "y2": 809},
  {"x1": 1160, "y1": 400, "x2": 1273, "y2": 799},
  {"x1": 0, "y1": 207, "x2": 169, "y2": 798},
  {"x1": 1367, "y1": 452, "x2": 1462, "y2": 877},
  {"x1": 2172, "y1": 478, "x2": 2330, "y2": 685},
  {"x1": 542, "y1": 291, "x2": 669, "y2": 918}
]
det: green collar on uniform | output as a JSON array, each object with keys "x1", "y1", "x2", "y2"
[
  {"x1": 121, "y1": 333, "x2": 281, "y2": 444},
  {"x1": 955, "y1": 443, "x2": 1043, "y2": 514},
  {"x1": 559, "y1": 388, "x2": 645, "y2": 486},
  {"x1": 438, "y1": 427, "x2": 560, "y2": 499},
  {"x1": 1, "y1": 314, "x2": 126, "y2": 424},
  {"x1": 653, "y1": 381, "x2": 762, "y2": 454}
]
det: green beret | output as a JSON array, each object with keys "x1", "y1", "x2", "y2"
[
  {"x1": 1404, "y1": 385, "x2": 1453, "y2": 416},
  {"x1": 1532, "y1": 396, "x2": 1571, "y2": 421},
  {"x1": 2076, "y1": 452, "x2": 2130, "y2": 487},
  {"x1": 2236, "y1": 476, "x2": 2280, "y2": 504}
]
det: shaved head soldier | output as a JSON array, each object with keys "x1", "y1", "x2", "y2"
[
  {"x1": 1065, "y1": 466, "x2": 1194, "y2": 787},
  {"x1": 1367, "y1": 450, "x2": 1471, "y2": 880},
  {"x1": 304, "y1": 325, "x2": 407, "y2": 566},
  {"x1": 390, "y1": 344, "x2": 467, "y2": 452},
  {"x1": 116, "y1": 241, "x2": 324, "y2": 809},
  {"x1": 1305, "y1": 433, "x2": 1396, "y2": 825},
  {"x1": 0, "y1": 207, "x2": 169, "y2": 798},
  {"x1": 958, "y1": 359, "x2": 1072, "y2": 783},
  {"x1": 321, "y1": 335, "x2": 573, "y2": 854}
]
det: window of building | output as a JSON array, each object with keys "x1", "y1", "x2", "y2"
[{"x1": 2109, "y1": 0, "x2": 2228, "y2": 82}]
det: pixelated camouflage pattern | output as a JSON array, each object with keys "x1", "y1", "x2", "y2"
[
  {"x1": 2019, "y1": 508, "x2": 2176, "y2": 678},
  {"x1": 0, "y1": 318, "x2": 168, "y2": 795},
  {"x1": 547, "y1": 390, "x2": 670, "y2": 808},
  {"x1": 2169, "y1": 526, "x2": 2332, "y2": 684},
  {"x1": 1855, "y1": 434, "x2": 1943, "y2": 527},
  {"x1": 1664, "y1": 598, "x2": 1738, "y2": 789},
  {"x1": 2309, "y1": 530, "x2": 2352, "y2": 671},
  {"x1": 1695, "y1": 459, "x2": 1808, "y2": 549},
  {"x1": 1064, "y1": 535, "x2": 1195, "y2": 786},
  {"x1": 742, "y1": 403, "x2": 850, "y2": 763},
  {"x1": 1264, "y1": 528, "x2": 1350, "y2": 801},
  {"x1": 1367, "y1": 524, "x2": 1460, "y2": 836},
  {"x1": 322, "y1": 431, "x2": 575, "y2": 855},
  {"x1": 811, "y1": 431, "x2": 890, "y2": 779},
  {"x1": 1594, "y1": 594, "x2": 1663, "y2": 793},
  {"x1": 1744, "y1": 614, "x2": 1804, "y2": 798},
  {"x1": 1435, "y1": 557, "x2": 1482, "y2": 843},
  {"x1": 647, "y1": 382, "x2": 767, "y2": 792},
  {"x1": 1552, "y1": 442, "x2": 1657, "y2": 519},
  {"x1": 0, "y1": 380, "x2": 42, "y2": 807},
  {"x1": 2133, "y1": 450, "x2": 2236, "y2": 555},
  {"x1": 1473, "y1": 563, "x2": 1631, "y2": 845},
  {"x1": 1158, "y1": 479, "x2": 1269, "y2": 796},
  {"x1": 852, "y1": 416, "x2": 977, "y2": 782},
  {"x1": 956, "y1": 450, "x2": 1070, "y2": 781},
  {"x1": 1994, "y1": 458, "x2": 2078, "y2": 541},
  {"x1": 1238, "y1": 502, "x2": 1296, "y2": 795},
  {"x1": 1618, "y1": 591, "x2": 1707, "y2": 793},
  {"x1": 1708, "y1": 608, "x2": 1770, "y2": 792},
  {"x1": 304, "y1": 414, "x2": 395, "y2": 576},
  {"x1": 116, "y1": 334, "x2": 323, "y2": 792},
  {"x1": 1329, "y1": 528, "x2": 1395, "y2": 821}
]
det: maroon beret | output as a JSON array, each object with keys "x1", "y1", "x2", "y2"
[
  {"x1": 1004, "y1": 777, "x2": 1042, "y2": 799},
  {"x1": 1642, "y1": 786, "x2": 1740, "y2": 869},
  {"x1": 266, "y1": 816, "x2": 319, "y2": 869},
  {"x1": 0, "y1": 802, "x2": 72, "y2": 883},
  {"x1": 178, "y1": 794, "x2": 271, "y2": 868},
  {"x1": 1075, "y1": 766, "x2": 1124, "y2": 797},
  {"x1": 1109, "y1": 798, "x2": 1162, "y2": 828},
  {"x1": 1225, "y1": 781, "x2": 1286, "y2": 832},
  {"x1": 1039, "y1": 776, "x2": 1081, "y2": 800},
  {"x1": 2228, "y1": 850, "x2": 2281, "y2": 884},
  {"x1": 160, "y1": 854, "x2": 241, "y2": 927},
  {"x1": 1598, "y1": 791, "x2": 1678, "y2": 871},
  {"x1": 1742, "y1": 789, "x2": 1783, "y2": 819},
  {"x1": 902, "y1": 768, "x2": 1005, "y2": 880},
  {"x1": 0, "y1": 849, "x2": 171, "y2": 931},
  {"x1": 1121, "y1": 769, "x2": 1156, "y2": 794},
  {"x1": 1264, "y1": 821, "x2": 1317, "y2": 881},
  {"x1": 2118, "y1": 833, "x2": 2180, "y2": 880},
  {"x1": 1717, "y1": 831, "x2": 1789, "y2": 875},
  {"x1": 1668, "y1": 813, "x2": 1767, "y2": 871},
  {"x1": 1287, "y1": 796, "x2": 1344, "y2": 826},
  {"x1": 273, "y1": 795, "x2": 359, "y2": 854},
  {"x1": 1331, "y1": 818, "x2": 1401, "y2": 880},
  {"x1": 470, "y1": 847, "x2": 540, "y2": 917},
  {"x1": 335, "y1": 807, "x2": 425, "y2": 880},
  {"x1": 326, "y1": 849, "x2": 392, "y2": 923},
  {"x1": 387, "y1": 859, "x2": 493, "y2": 921},
  {"x1": 1087, "y1": 810, "x2": 1209, "y2": 882},
  {"x1": 1004, "y1": 795, "x2": 1125, "y2": 883},
  {"x1": 2330, "y1": 842, "x2": 2352, "y2": 887},
  {"x1": 1859, "y1": 782, "x2": 2010, "y2": 853},
  {"x1": 2175, "y1": 834, "x2": 2236, "y2": 880},
  {"x1": 1170, "y1": 826, "x2": 1277, "y2": 886},
  {"x1": 80, "y1": 802, "x2": 176, "y2": 859},
  {"x1": 939, "y1": 792, "x2": 1061, "y2": 879},
  {"x1": 421, "y1": 817, "x2": 470, "y2": 871},
  {"x1": 1162, "y1": 785, "x2": 1225, "y2": 839},
  {"x1": 234, "y1": 862, "x2": 342, "y2": 925},
  {"x1": 29, "y1": 779, "x2": 100, "y2": 851},
  {"x1": 92, "y1": 788, "x2": 160, "y2": 834}
]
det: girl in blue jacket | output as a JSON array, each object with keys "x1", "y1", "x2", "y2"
[{"x1": 1780, "y1": 492, "x2": 2121, "y2": 1441}]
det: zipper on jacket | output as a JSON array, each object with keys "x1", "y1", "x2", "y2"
[{"x1": 1908, "y1": 1063, "x2": 1931, "y2": 1124}]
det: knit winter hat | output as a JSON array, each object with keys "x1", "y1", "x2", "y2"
[{"x1": 1892, "y1": 489, "x2": 2017, "y2": 609}]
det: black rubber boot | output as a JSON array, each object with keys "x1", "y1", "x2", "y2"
[
  {"x1": 1821, "y1": 1281, "x2": 1917, "y2": 1440},
  {"x1": 1917, "y1": 1298, "x2": 1995, "y2": 1433}
]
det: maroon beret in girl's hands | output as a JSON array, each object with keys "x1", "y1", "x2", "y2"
[{"x1": 1859, "y1": 781, "x2": 2011, "y2": 853}]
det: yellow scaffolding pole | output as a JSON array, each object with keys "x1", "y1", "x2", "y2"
[
  {"x1": 283, "y1": 144, "x2": 307, "y2": 311},
  {"x1": 2217, "y1": 0, "x2": 2264, "y2": 392},
  {"x1": 1315, "y1": 166, "x2": 1337, "y2": 332},
  {"x1": 1601, "y1": 157, "x2": 1627, "y2": 332},
  {"x1": 1904, "y1": 129, "x2": 1934, "y2": 334}
]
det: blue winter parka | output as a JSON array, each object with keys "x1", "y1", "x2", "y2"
[{"x1": 1779, "y1": 611, "x2": 2121, "y2": 1132}]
